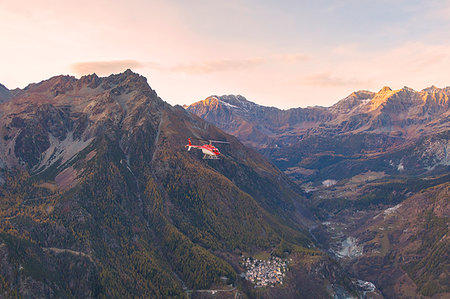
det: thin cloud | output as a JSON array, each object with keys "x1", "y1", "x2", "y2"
[
  {"x1": 303, "y1": 72, "x2": 372, "y2": 87},
  {"x1": 71, "y1": 60, "x2": 144, "y2": 76},
  {"x1": 70, "y1": 54, "x2": 307, "y2": 77},
  {"x1": 149, "y1": 53, "x2": 308, "y2": 74}
]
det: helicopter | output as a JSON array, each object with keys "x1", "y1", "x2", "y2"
[{"x1": 185, "y1": 138, "x2": 229, "y2": 159}]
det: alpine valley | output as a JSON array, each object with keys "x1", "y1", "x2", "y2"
[
  {"x1": 186, "y1": 88, "x2": 449, "y2": 298},
  {"x1": 0, "y1": 70, "x2": 447, "y2": 299},
  {"x1": 1, "y1": 71, "x2": 358, "y2": 298}
]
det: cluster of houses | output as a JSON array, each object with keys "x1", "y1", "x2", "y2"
[{"x1": 241, "y1": 256, "x2": 289, "y2": 288}]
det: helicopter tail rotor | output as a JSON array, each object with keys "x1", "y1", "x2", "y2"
[{"x1": 186, "y1": 138, "x2": 193, "y2": 151}]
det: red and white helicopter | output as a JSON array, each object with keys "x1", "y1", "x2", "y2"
[{"x1": 185, "y1": 138, "x2": 229, "y2": 159}]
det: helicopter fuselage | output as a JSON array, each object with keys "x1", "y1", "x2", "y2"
[{"x1": 186, "y1": 139, "x2": 221, "y2": 159}]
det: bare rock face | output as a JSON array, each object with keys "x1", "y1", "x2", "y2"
[{"x1": 330, "y1": 90, "x2": 375, "y2": 114}]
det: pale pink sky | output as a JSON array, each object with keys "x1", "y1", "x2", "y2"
[{"x1": 1, "y1": 0, "x2": 450, "y2": 108}]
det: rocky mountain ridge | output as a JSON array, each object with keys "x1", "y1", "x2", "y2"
[
  {"x1": 186, "y1": 86, "x2": 449, "y2": 183},
  {"x1": 187, "y1": 85, "x2": 449, "y2": 141}
]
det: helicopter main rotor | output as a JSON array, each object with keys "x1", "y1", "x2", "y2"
[{"x1": 190, "y1": 137, "x2": 230, "y2": 145}]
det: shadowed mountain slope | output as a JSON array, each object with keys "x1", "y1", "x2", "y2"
[{"x1": 0, "y1": 71, "x2": 355, "y2": 298}]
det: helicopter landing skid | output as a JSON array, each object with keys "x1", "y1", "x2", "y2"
[{"x1": 203, "y1": 155, "x2": 219, "y2": 159}]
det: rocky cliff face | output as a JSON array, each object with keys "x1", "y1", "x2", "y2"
[{"x1": 0, "y1": 71, "x2": 356, "y2": 298}]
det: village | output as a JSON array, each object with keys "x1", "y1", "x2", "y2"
[{"x1": 241, "y1": 256, "x2": 289, "y2": 288}]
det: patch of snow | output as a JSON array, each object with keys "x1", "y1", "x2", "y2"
[
  {"x1": 336, "y1": 237, "x2": 362, "y2": 258},
  {"x1": 373, "y1": 203, "x2": 403, "y2": 220},
  {"x1": 383, "y1": 203, "x2": 402, "y2": 216},
  {"x1": 322, "y1": 179, "x2": 337, "y2": 187},
  {"x1": 219, "y1": 99, "x2": 239, "y2": 109},
  {"x1": 356, "y1": 280, "x2": 376, "y2": 293}
]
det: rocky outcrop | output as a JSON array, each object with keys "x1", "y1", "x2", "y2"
[{"x1": 0, "y1": 83, "x2": 10, "y2": 103}]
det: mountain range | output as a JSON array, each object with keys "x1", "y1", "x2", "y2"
[
  {"x1": 186, "y1": 87, "x2": 449, "y2": 184},
  {"x1": 186, "y1": 87, "x2": 449, "y2": 298},
  {"x1": 0, "y1": 71, "x2": 361, "y2": 298},
  {"x1": 0, "y1": 71, "x2": 447, "y2": 298}
]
